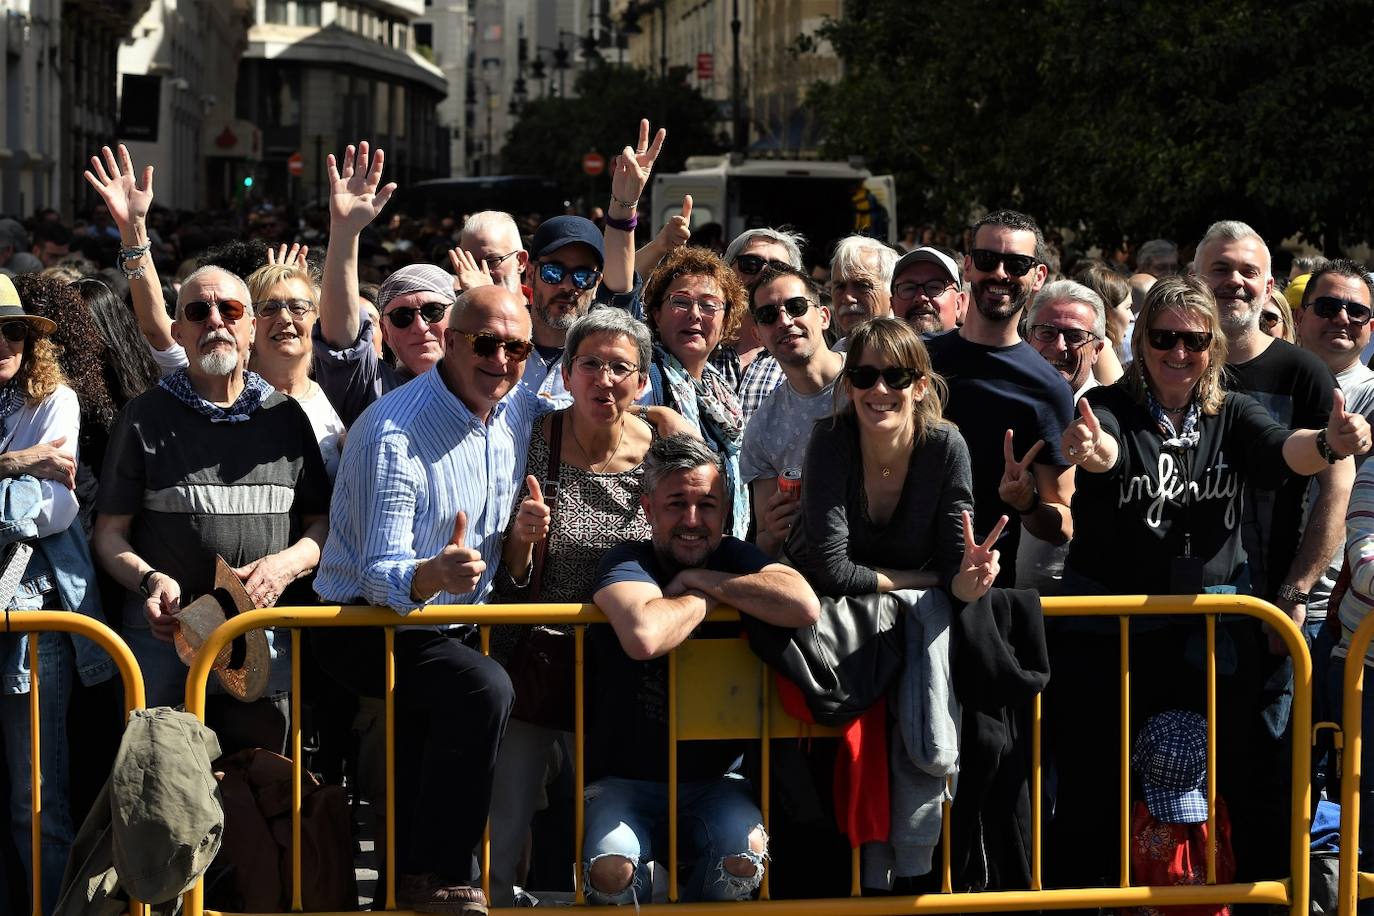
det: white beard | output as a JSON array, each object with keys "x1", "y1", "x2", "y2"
[{"x1": 198, "y1": 349, "x2": 238, "y2": 376}]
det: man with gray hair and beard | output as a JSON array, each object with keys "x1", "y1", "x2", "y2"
[
  {"x1": 93, "y1": 264, "x2": 331, "y2": 751},
  {"x1": 1194, "y1": 218, "x2": 1347, "y2": 886}
]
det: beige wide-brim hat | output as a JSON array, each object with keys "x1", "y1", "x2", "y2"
[
  {"x1": 0, "y1": 275, "x2": 56, "y2": 335},
  {"x1": 174, "y1": 555, "x2": 270, "y2": 703}
]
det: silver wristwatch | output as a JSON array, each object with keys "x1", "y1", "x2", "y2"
[{"x1": 1276, "y1": 584, "x2": 1310, "y2": 604}]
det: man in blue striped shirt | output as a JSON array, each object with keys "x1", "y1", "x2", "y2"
[{"x1": 314, "y1": 284, "x2": 547, "y2": 915}]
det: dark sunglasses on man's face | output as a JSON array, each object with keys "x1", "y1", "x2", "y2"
[
  {"x1": 0, "y1": 322, "x2": 28, "y2": 343},
  {"x1": 182, "y1": 299, "x2": 248, "y2": 322},
  {"x1": 752, "y1": 296, "x2": 813, "y2": 326},
  {"x1": 538, "y1": 261, "x2": 601, "y2": 291},
  {"x1": 734, "y1": 253, "x2": 792, "y2": 276},
  {"x1": 384, "y1": 302, "x2": 449, "y2": 329},
  {"x1": 970, "y1": 248, "x2": 1039, "y2": 278},
  {"x1": 1147, "y1": 329, "x2": 1213, "y2": 353},
  {"x1": 1310, "y1": 295, "x2": 1373, "y2": 326},
  {"x1": 458, "y1": 331, "x2": 535, "y2": 361},
  {"x1": 844, "y1": 365, "x2": 921, "y2": 390}
]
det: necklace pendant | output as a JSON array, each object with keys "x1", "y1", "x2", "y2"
[{"x1": 882, "y1": 466, "x2": 892, "y2": 478}]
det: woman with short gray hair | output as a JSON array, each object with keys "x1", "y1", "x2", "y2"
[{"x1": 485, "y1": 308, "x2": 659, "y2": 907}]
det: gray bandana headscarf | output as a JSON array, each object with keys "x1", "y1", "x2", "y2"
[{"x1": 377, "y1": 264, "x2": 458, "y2": 312}]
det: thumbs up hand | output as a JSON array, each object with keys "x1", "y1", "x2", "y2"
[
  {"x1": 1061, "y1": 398, "x2": 1103, "y2": 467},
  {"x1": 410, "y1": 510, "x2": 488, "y2": 602},
  {"x1": 510, "y1": 475, "x2": 552, "y2": 546},
  {"x1": 1327, "y1": 388, "x2": 1371, "y2": 457},
  {"x1": 658, "y1": 194, "x2": 693, "y2": 251}
]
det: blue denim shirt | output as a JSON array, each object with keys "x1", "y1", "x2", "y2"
[{"x1": 0, "y1": 475, "x2": 114, "y2": 693}]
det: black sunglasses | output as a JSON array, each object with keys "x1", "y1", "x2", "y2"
[
  {"x1": 844, "y1": 365, "x2": 921, "y2": 390},
  {"x1": 384, "y1": 302, "x2": 448, "y2": 329},
  {"x1": 1029, "y1": 324, "x2": 1097, "y2": 349},
  {"x1": 734, "y1": 253, "x2": 793, "y2": 276},
  {"x1": 1147, "y1": 329, "x2": 1213, "y2": 352},
  {"x1": 970, "y1": 249, "x2": 1039, "y2": 278},
  {"x1": 1310, "y1": 295, "x2": 1373, "y2": 326},
  {"x1": 0, "y1": 321, "x2": 28, "y2": 343},
  {"x1": 183, "y1": 299, "x2": 248, "y2": 322},
  {"x1": 537, "y1": 261, "x2": 601, "y2": 291},
  {"x1": 752, "y1": 296, "x2": 812, "y2": 326},
  {"x1": 458, "y1": 331, "x2": 534, "y2": 361}
]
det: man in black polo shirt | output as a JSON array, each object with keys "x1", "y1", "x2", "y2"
[{"x1": 925, "y1": 210, "x2": 1075, "y2": 586}]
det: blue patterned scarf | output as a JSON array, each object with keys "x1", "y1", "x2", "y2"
[
  {"x1": 650, "y1": 346, "x2": 749, "y2": 538},
  {"x1": 1146, "y1": 389, "x2": 1201, "y2": 451},
  {"x1": 158, "y1": 367, "x2": 274, "y2": 423}
]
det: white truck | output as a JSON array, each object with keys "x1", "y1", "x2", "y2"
[{"x1": 650, "y1": 155, "x2": 897, "y2": 266}]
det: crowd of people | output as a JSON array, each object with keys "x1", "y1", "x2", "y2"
[{"x1": 0, "y1": 117, "x2": 1371, "y2": 914}]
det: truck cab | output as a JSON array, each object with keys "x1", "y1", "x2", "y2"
[{"x1": 651, "y1": 155, "x2": 896, "y2": 268}]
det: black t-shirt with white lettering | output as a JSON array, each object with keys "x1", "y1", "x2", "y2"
[{"x1": 1064, "y1": 383, "x2": 1293, "y2": 595}]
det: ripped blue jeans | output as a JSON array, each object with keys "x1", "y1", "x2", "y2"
[{"x1": 583, "y1": 775, "x2": 766, "y2": 904}]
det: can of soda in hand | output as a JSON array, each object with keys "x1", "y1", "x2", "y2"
[{"x1": 779, "y1": 467, "x2": 802, "y2": 500}]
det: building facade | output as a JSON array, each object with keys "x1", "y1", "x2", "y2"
[
  {"x1": 235, "y1": 0, "x2": 448, "y2": 206},
  {"x1": 117, "y1": 0, "x2": 254, "y2": 211},
  {"x1": 412, "y1": 0, "x2": 469, "y2": 176}
]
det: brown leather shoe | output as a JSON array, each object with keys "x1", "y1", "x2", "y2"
[{"x1": 396, "y1": 872, "x2": 489, "y2": 915}]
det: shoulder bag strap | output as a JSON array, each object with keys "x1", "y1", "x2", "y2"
[{"x1": 529, "y1": 411, "x2": 564, "y2": 600}]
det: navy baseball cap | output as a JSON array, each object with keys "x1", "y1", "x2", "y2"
[
  {"x1": 1131, "y1": 710, "x2": 1208, "y2": 824},
  {"x1": 531, "y1": 215, "x2": 604, "y2": 268}
]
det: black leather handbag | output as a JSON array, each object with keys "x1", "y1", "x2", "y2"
[{"x1": 740, "y1": 592, "x2": 906, "y2": 727}]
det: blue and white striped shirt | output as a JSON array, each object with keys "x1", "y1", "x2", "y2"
[{"x1": 315, "y1": 365, "x2": 551, "y2": 616}]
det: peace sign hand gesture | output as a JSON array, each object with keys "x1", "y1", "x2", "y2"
[
  {"x1": 327, "y1": 141, "x2": 397, "y2": 235},
  {"x1": 610, "y1": 119, "x2": 666, "y2": 209},
  {"x1": 998, "y1": 429, "x2": 1044, "y2": 514},
  {"x1": 951, "y1": 510, "x2": 1008, "y2": 603}
]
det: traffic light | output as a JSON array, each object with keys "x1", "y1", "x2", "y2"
[{"x1": 243, "y1": 176, "x2": 254, "y2": 189}]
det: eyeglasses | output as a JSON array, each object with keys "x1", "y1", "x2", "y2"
[
  {"x1": 665, "y1": 294, "x2": 725, "y2": 317},
  {"x1": 481, "y1": 250, "x2": 521, "y2": 271},
  {"x1": 970, "y1": 249, "x2": 1039, "y2": 278},
  {"x1": 182, "y1": 299, "x2": 248, "y2": 322},
  {"x1": 1310, "y1": 295, "x2": 1373, "y2": 326},
  {"x1": 0, "y1": 322, "x2": 28, "y2": 343},
  {"x1": 537, "y1": 261, "x2": 601, "y2": 291},
  {"x1": 571, "y1": 355, "x2": 639, "y2": 382},
  {"x1": 1146, "y1": 329, "x2": 1213, "y2": 352},
  {"x1": 1028, "y1": 324, "x2": 1098, "y2": 349},
  {"x1": 752, "y1": 296, "x2": 812, "y2": 326},
  {"x1": 733, "y1": 253, "x2": 791, "y2": 276},
  {"x1": 894, "y1": 279, "x2": 956, "y2": 301},
  {"x1": 844, "y1": 365, "x2": 921, "y2": 390},
  {"x1": 384, "y1": 302, "x2": 448, "y2": 329},
  {"x1": 458, "y1": 331, "x2": 534, "y2": 361},
  {"x1": 254, "y1": 298, "x2": 315, "y2": 319},
  {"x1": 1259, "y1": 311, "x2": 1281, "y2": 330}
]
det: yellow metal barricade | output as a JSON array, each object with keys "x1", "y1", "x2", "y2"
[
  {"x1": 3, "y1": 610, "x2": 146, "y2": 916},
  {"x1": 178, "y1": 594, "x2": 1311, "y2": 915},
  {"x1": 1339, "y1": 611, "x2": 1374, "y2": 915}
]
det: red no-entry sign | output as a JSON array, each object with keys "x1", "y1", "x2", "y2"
[{"x1": 582, "y1": 152, "x2": 605, "y2": 176}]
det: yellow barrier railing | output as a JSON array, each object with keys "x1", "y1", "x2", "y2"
[
  {"x1": 4, "y1": 610, "x2": 146, "y2": 916},
  {"x1": 178, "y1": 594, "x2": 1310, "y2": 915},
  {"x1": 1339, "y1": 611, "x2": 1374, "y2": 916}
]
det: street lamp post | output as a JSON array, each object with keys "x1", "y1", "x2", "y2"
[{"x1": 731, "y1": 0, "x2": 743, "y2": 153}]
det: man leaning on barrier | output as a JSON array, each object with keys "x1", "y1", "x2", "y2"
[
  {"x1": 584, "y1": 433, "x2": 820, "y2": 904},
  {"x1": 312, "y1": 284, "x2": 552, "y2": 915}
]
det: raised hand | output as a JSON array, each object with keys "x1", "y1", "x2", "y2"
[
  {"x1": 952, "y1": 510, "x2": 1008, "y2": 603},
  {"x1": 83, "y1": 144, "x2": 154, "y2": 229},
  {"x1": 414, "y1": 511, "x2": 488, "y2": 598},
  {"x1": 510, "y1": 476, "x2": 551, "y2": 546},
  {"x1": 655, "y1": 195, "x2": 693, "y2": 252},
  {"x1": 448, "y1": 246, "x2": 494, "y2": 292},
  {"x1": 327, "y1": 141, "x2": 397, "y2": 235},
  {"x1": 1327, "y1": 388, "x2": 1371, "y2": 456},
  {"x1": 267, "y1": 242, "x2": 310, "y2": 269},
  {"x1": 610, "y1": 118, "x2": 667, "y2": 208},
  {"x1": 1061, "y1": 398, "x2": 1103, "y2": 466},
  {"x1": 998, "y1": 429, "x2": 1043, "y2": 513}
]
